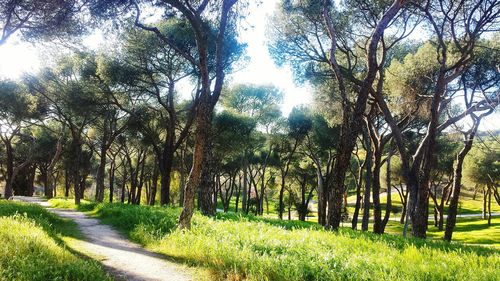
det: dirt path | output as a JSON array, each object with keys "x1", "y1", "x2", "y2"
[{"x1": 14, "y1": 197, "x2": 193, "y2": 281}]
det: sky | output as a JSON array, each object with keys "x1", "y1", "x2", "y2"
[
  {"x1": 0, "y1": 0, "x2": 311, "y2": 117},
  {"x1": 0, "y1": 1, "x2": 497, "y2": 131}
]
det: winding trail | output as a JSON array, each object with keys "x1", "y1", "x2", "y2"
[{"x1": 14, "y1": 196, "x2": 193, "y2": 281}]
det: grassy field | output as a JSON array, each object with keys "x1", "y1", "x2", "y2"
[
  {"x1": 0, "y1": 200, "x2": 110, "y2": 281},
  {"x1": 383, "y1": 218, "x2": 500, "y2": 246},
  {"x1": 50, "y1": 198, "x2": 499, "y2": 281}
]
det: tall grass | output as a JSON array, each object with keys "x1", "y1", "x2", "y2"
[
  {"x1": 49, "y1": 199, "x2": 500, "y2": 281},
  {"x1": 0, "y1": 200, "x2": 111, "y2": 281}
]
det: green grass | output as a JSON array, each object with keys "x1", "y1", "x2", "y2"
[
  {"x1": 50, "y1": 198, "x2": 500, "y2": 281},
  {"x1": 383, "y1": 218, "x2": 500, "y2": 247},
  {"x1": 428, "y1": 217, "x2": 500, "y2": 245},
  {"x1": 0, "y1": 200, "x2": 110, "y2": 281}
]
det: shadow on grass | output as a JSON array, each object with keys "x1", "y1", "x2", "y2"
[
  {"x1": 0, "y1": 200, "x2": 82, "y2": 240},
  {"x1": 215, "y1": 211, "x2": 322, "y2": 230},
  {"x1": 50, "y1": 199, "x2": 500, "y2": 259},
  {"x1": 454, "y1": 220, "x2": 499, "y2": 232},
  {"x1": 0, "y1": 200, "x2": 112, "y2": 278}
]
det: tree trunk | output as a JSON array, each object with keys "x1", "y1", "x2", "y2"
[
  {"x1": 109, "y1": 164, "x2": 115, "y2": 203},
  {"x1": 444, "y1": 124, "x2": 478, "y2": 241},
  {"x1": 380, "y1": 144, "x2": 393, "y2": 233},
  {"x1": 3, "y1": 140, "x2": 14, "y2": 199},
  {"x1": 472, "y1": 184, "x2": 479, "y2": 200},
  {"x1": 120, "y1": 179, "x2": 126, "y2": 203},
  {"x1": 65, "y1": 169, "x2": 71, "y2": 197},
  {"x1": 27, "y1": 165, "x2": 36, "y2": 196},
  {"x1": 95, "y1": 143, "x2": 107, "y2": 202},
  {"x1": 176, "y1": 0, "x2": 236, "y2": 229},
  {"x1": 487, "y1": 186, "x2": 492, "y2": 226},
  {"x1": 41, "y1": 167, "x2": 51, "y2": 198},
  {"x1": 242, "y1": 161, "x2": 248, "y2": 213},
  {"x1": 199, "y1": 134, "x2": 215, "y2": 216},
  {"x1": 372, "y1": 147, "x2": 383, "y2": 233},
  {"x1": 325, "y1": 0, "x2": 404, "y2": 230},
  {"x1": 160, "y1": 135, "x2": 175, "y2": 205},
  {"x1": 46, "y1": 130, "x2": 64, "y2": 199},
  {"x1": 95, "y1": 120, "x2": 109, "y2": 202},
  {"x1": 235, "y1": 174, "x2": 241, "y2": 212},
  {"x1": 150, "y1": 165, "x2": 159, "y2": 205},
  {"x1": 279, "y1": 174, "x2": 286, "y2": 220},
  {"x1": 179, "y1": 99, "x2": 213, "y2": 229},
  {"x1": 351, "y1": 164, "x2": 364, "y2": 229},
  {"x1": 361, "y1": 124, "x2": 373, "y2": 231},
  {"x1": 259, "y1": 169, "x2": 266, "y2": 215},
  {"x1": 135, "y1": 156, "x2": 146, "y2": 205},
  {"x1": 73, "y1": 169, "x2": 81, "y2": 205},
  {"x1": 72, "y1": 138, "x2": 82, "y2": 205},
  {"x1": 315, "y1": 162, "x2": 327, "y2": 226},
  {"x1": 178, "y1": 162, "x2": 186, "y2": 207}
]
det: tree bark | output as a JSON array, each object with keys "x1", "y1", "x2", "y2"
[
  {"x1": 159, "y1": 131, "x2": 175, "y2": 205},
  {"x1": 444, "y1": 122, "x2": 479, "y2": 241},
  {"x1": 325, "y1": 0, "x2": 405, "y2": 229},
  {"x1": 487, "y1": 186, "x2": 492, "y2": 226},
  {"x1": 317, "y1": 167, "x2": 327, "y2": 226},
  {"x1": 109, "y1": 163, "x2": 115, "y2": 203},
  {"x1": 176, "y1": 0, "x2": 238, "y2": 229},
  {"x1": 95, "y1": 117, "x2": 109, "y2": 203},
  {"x1": 351, "y1": 159, "x2": 365, "y2": 230},
  {"x1": 179, "y1": 99, "x2": 213, "y2": 229},
  {"x1": 3, "y1": 140, "x2": 15, "y2": 199},
  {"x1": 380, "y1": 144, "x2": 393, "y2": 233},
  {"x1": 242, "y1": 160, "x2": 248, "y2": 213},
  {"x1": 95, "y1": 141, "x2": 107, "y2": 202},
  {"x1": 372, "y1": 145, "x2": 383, "y2": 233},
  {"x1": 199, "y1": 128, "x2": 215, "y2": 215},
  {"x1": 149, "y1": 164, "x2": 159, "y2": 205},
  {"x1": 65, "y1": 169, "x2": 71, "y2": 197},
  {"x1": 361, "y1": 123, "x2": 373, "y2": 232}
]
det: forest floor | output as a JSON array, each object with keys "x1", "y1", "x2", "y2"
[{"x1": 13, "y1": 196, "x2": 199, "y2": 281}]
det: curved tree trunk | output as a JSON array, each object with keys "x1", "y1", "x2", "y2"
[
  {"x1": 444, "y1": 122, "x2": 479, "y2": 241},
  {"x1": 325, "y1": 0, "x2": 405, "y2": 229}
]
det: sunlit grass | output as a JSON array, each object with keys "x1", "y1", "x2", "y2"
[
  {"x1": 50, "y1": 198, "x2": 500, "y2": 281},
  {"x1": 0, "y1": 200, "x2": 110, "y2": 281}
]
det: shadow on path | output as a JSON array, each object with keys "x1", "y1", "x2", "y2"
[{"x1": 14, "y1": 196, "x2": 192, "y2": 281}]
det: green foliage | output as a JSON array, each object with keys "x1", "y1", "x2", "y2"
[
  {"x1": 0, "y1": 201, "x2": 110, "y2": 281},
  {"x1": 269, "y1": 0, "x2": 349, "y2": 84},
  {"x1": 213, "y1": 111, "x2": 256, "y2": 153},
  {"x1": 222, "y1": 84, "x2": 283, "y2": 127},
  {"x1": 50, "y1": 199, "x2": 500, "y2": 281},
  {"x1": 432, "y1": 137, "x2": 460, "y2": 175},
  {"x1": 287, "y1": 106, "x2": 313, "y2": 141},
  {"x1": 0, "y1": 0, "x2": 85, "y2": 44},
  {"x1": 0, "y1": 80, "x2": 39, "y2": 121},
  {"x1": 385, "y1": 43, "x2": 439, "y2": 117},
  {"x1": 464, "y1": 145, "x2": 500, "y2": 186}
]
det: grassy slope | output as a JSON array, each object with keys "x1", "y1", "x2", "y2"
[
  {"x1": 0, "y1": 200, "x2": 111, "y2": 281},
  {"x1": 50, "y1": 198, "x2": 500, "y2": 281}
]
